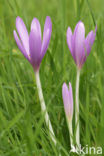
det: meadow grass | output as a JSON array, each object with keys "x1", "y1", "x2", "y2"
[{"x1": 0, "y1": 0, "x2": 104, "y2": 155}]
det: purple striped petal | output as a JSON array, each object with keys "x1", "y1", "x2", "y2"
[
  {"x1": 41, "y1": 16, "x2": 52, "y2": 60},
  {"x1": 73, "y1": 21, "x2": 85, "y2": 66},
  {"x1": 13, "y1": 30, "x2": 30, "y2": 61},
  {"x1": 62, "y1": 82, "x2": 73, "y2": 121},
  {"x1": 29, "y1": 29, "x2": 42, "y2": 70},
  {"x1": 16, "y1": 17, "x2": 29, "y2": 56}
]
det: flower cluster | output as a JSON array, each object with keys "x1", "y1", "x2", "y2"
[{"x1": 13, "y1": 16, "x2": 97, "y2": 149}]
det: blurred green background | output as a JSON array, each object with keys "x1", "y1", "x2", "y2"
[{"x1": 0, "y1": 0, "x2": 104, "y2": 155}]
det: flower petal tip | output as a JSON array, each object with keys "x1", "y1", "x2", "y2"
[
  {"x1": 45, "y1": 16, "x2": 52, "y2": 28},
  {"x1": 46, "y1": 16, "x2": 51, "y2": 21},
  {"x1": 69, "y1": 82, "x2": 71, "y2": 88},
  {"x1": 16, "y1": 16, "x2": 21, "y2": 23},
  {"x1": 62, "y1": 82, "x2": 67, "y2": 89}
]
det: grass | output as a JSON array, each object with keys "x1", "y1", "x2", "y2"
[{"x1": 0, "y1": 0, "x2": 104, "y2": 155}]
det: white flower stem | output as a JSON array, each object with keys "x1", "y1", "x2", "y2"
[
  {"x1": 75, "y1": 69, "x2": 80, "y2": 148},
  {"x1": 35, "y1": 70, "x2": 56, "y2": 145},
  {"x1": 68, "y1": 120, "x2": 74, "y2": 148}
]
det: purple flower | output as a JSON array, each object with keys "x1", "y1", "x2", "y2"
[
  {"x1": 67, "y1": 21, "x2": 97, "y2": 69},
  {"x1": 13, "y1": 16, "x2": 52, "y2": 72},
  {"x1": 62, "y1": 82, "x2": 73, "y2": 121}
]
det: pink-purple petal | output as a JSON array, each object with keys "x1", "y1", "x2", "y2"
[
  {"x1": 85, "y1": 30, "x2": 95, "y2": 56},
  {"x1": 80, "y1": 30, "x2": 96, "y2": 67},
  {"x1": 79, "y1": 27, "x2": 96, "y2": 68},
  {"x1": 31, "y1": 18, "x2": 42, "y2": 42},
  {"x1": 29, "y1": 30, "x2": 42, "y2": 70},
  {"x1": 69, "y1": 82, "x2": 73, "y2": 118},
  {"x1": 73, "y1": 21, "x2": 85, "y2": 66},
  {"x1": 62, "y1": 83, "x2": 70, "y2": 117},
  {"x1": 13, "y1": 30, "x2": 29, "y2": 61},
  {"x1": 67, "y1": 27, "x2": 72, "y2": 52},
  {"x1": 16, "y1": 16, "x2": 29, "y2": 56},
  {"x1": 41, "y1": 16, "x2": 52, "y2": 60}
]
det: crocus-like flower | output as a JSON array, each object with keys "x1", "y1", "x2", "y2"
[
  {"x1": 62, "y1": 82, "x2": 73, "y2": 121},
  {"x1": 67, "y1": 21, "x2": 97, "y2": 69},
  {"x1": 13, "y1": 16, "x2": 52, "y2": 72}
]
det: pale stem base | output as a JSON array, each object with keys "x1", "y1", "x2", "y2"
[
  {"x1": 75, "y1": 69, "x2": 80, "y2": 148},
  {"x1": 35, "y1": 71, "x2": 56, "y2": 145},
  {"x1": 68, "y1": 120, "x2": 74, "y2": 148}
]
